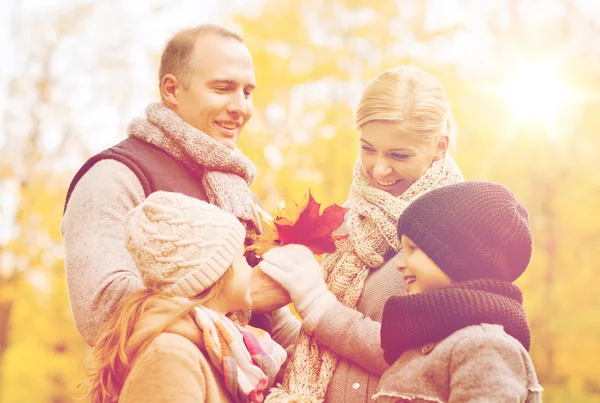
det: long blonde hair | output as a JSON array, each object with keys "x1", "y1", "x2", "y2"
[
  {"x1": 86, "y1": 266, "x2": 234, "y2": 403},
  {"x1": 355, "y1": 65, "x2": 456, "y2": 147}
]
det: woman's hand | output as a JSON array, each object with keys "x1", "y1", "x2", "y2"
[{"x1": 258, "y1": 244, "x2": 328, "y2": 318}]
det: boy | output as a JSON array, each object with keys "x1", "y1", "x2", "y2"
[{"x1": 374, "y1": 181, "x2": 543, "y2": 402}]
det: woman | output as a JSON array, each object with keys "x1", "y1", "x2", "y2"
[
  {"x1": 87, "y1": 191, "x2": 287, "y2": 403},
  {"x1": 259, "y1": 66, "x2": 464, "y2": 402}
]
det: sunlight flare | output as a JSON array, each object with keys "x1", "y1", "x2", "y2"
[{"x1": 501, "y1": 60, "x2": 572, "y2": 125}]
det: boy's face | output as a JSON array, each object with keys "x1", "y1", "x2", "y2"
[{"x1": 396, "y1": 235, "x2": 453, "y2": 295}]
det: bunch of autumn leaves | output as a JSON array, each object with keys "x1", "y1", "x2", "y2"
[{"x1": 248, "y1": 192, "x2": 349, "y2": 257}]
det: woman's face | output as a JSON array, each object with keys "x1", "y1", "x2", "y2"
[{"x1": 359, "y1": 121, "x2": 448, "y2": 197}]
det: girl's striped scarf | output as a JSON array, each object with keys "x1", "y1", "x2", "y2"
[
  {"x1": 267, "y1": 155, "x2": 463, "y2": 402},
  {"x1": 183, "y1": 301, "x2": 288, "y2": 402}
]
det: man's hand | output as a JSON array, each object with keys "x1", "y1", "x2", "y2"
[
  {"x1": 258, "y1": 244, "x2": 328, "y2": 317},
  {"x1": 250, "y1": 264, "x2": 292, "y2": 314}
]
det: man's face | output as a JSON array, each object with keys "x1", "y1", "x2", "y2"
[{"x1": 172, "y1": 35, "x2": 256, "y2": 150}]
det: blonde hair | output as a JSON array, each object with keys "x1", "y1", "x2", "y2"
[
  {"x1": 356, "y1": 66, "x2": 456, "y2": 147},
  {"x1": 159, "y1": 24, "x2": 243, "y2": 91},
  {"x1": 85, "y1": 265, "x2": 235, "y2": 403}
]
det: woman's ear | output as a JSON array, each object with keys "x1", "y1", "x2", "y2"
[{"x1": 433, "y1": 134, "x2": 449, "y2": 161}]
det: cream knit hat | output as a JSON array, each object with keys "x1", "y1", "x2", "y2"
[{"x1": 125, "y1": 191, "x2": 246, "y2": 297}]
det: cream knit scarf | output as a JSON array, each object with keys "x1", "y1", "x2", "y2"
[
  {"x1": 268, "y1": 155, "x2": 463, "y2": 402},
  {"x1": 127, "y1": 102, "x2": 262, "y2": 238}
]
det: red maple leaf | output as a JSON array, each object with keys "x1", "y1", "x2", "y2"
[{"x1": 275, "y1": 191, "x2": 349, "y2": 255}]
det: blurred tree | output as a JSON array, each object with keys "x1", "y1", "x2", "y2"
[
  {"x1": 0, "y1": 2, "x2": 109, "y2": 402},
  {"x1": 0, "y1": 0, "x2": 599, "y2": 401}
]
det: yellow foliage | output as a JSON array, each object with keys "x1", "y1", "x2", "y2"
[{"x1": 1, "y1": 2, "x2": 600, "y2": 403}]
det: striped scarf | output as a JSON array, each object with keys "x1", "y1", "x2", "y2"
[
  {"x1": 268, "y1": 155, "x2": 463, "y2": 402},
  {"x1": 182, "y1": 300, "x2": 288, "y2": 402}
]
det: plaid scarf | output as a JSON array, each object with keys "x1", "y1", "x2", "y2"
[{"x1": 180, "y1": 301, "x2": 288, "y2": 403}]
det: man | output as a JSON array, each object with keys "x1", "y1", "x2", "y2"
[{"x1": 62, "y1": 25, "x2": 297, "y2": 349}]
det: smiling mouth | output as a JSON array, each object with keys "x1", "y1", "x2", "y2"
[
  {"x1": 215, "y1": 121, "x2": 240, "y2": 132},
  {"x1": 374, "y1": 178, "x2": 400, "y2": 187},
  {"x1": 404, "y1": 275, "x2": 416, "y2": 286}
]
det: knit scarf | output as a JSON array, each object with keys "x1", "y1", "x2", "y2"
[
  {"x1": 380, "y1": 279, "x2": 531, "y2": 365},
  {"x1": 127, "y1": 102, "x2": 262, "y2": 238},
  {"x1": 179, "y1": 300, "x2": 288, "y2": 403},
  {"x1": 268, "y1": 155, "x2": 463, "y2": 402}
]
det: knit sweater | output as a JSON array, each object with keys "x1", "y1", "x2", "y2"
[
  {"x1": 61, "y1": 159, "x2": 300, "y2": 351},
  {"x1": 373, "y1": 323, "x2": 543, "y2": 403},
  {"x1": 311, "y1": 250, "x2": 406, "y2": 402}
]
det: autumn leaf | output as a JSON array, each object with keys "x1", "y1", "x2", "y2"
[
  {"x1": 273, "y1": 192, "x2": 308, "y2": 226},
  {"x1": 275, "y1": 191, "x2": 348, "y2": 255},
  {"x1": 247, "y1": 205, "x2": 282, "y2": 257},
  {"x1": 247, "y1": 191, "x2": 349, "y2": 256}
]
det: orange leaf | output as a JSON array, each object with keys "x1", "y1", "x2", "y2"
[
  {"x1": 275, "y1": 191, "x2": 349, "y2": 255},
  {"x1": 247, "y1": 205, "x2": 281, "y2": 256}
]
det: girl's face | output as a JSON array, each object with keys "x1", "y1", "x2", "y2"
[
  {"x1": 396, "y1": 235, "x2": 453, "y2": 295},
  {"x1": 227, "y1": 250, "x2": 253, "y2": 312},
  {"x1": 359, "y1": 121, "x2": 448, "y2": 197}
]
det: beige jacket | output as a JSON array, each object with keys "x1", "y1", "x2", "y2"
[
  {"x1": 373, "y1": 324, "x2": 543, "y2": 403},
  {"x1": 119, "y1": 299, "x2": 237, "y2": 403},
  {"x1": 61, "y1": 159, "x2": 300, "y2": 349},
  {"x1": 119, "y1": 297, "x2": 233, "y2": 402},
  {"x1": 121, "y1": 332, "x2": 231, "y2": 402}
]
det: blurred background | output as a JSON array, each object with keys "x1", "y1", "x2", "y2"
[{"x1": 1, "y1": 0, "x2": 599, "y2": 401}]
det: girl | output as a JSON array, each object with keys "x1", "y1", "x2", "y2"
[
  {"x1": 374, "y1": 181, "x2": 543, "y2": 402},
  {"x1": 87, "y1": 191, "x2": 287, "y2": 402}
]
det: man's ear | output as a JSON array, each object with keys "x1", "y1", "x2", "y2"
[{"x1": 160, "y1": 74, "x2": 179, "y2": 108}]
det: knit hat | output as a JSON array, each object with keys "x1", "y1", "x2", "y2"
[
  {"x1": 397, "y1": 181, "x2": 532, "y2": 283},
  {"x1": 125, "y1": 191, "x2": 246, "y2": 297}
]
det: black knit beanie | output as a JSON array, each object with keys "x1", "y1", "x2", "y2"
[{"x1": 397, "y1": 181, "x2": 532, "y2": 283}]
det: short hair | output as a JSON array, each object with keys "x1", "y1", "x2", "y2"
[
  {"x1": 158, "y1": 24, "x2": 244, "y2": 90},
  {"x1": 356, "y1": 66, "x2": 456, "y2": 146}
]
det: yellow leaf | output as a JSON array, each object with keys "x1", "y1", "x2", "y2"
[
  {"x1": 275, "y1": 192, "x2": 309, "y2": 223},
  {"x1": 247, "y1": 204, "x2": 280, "y2": 256}
]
